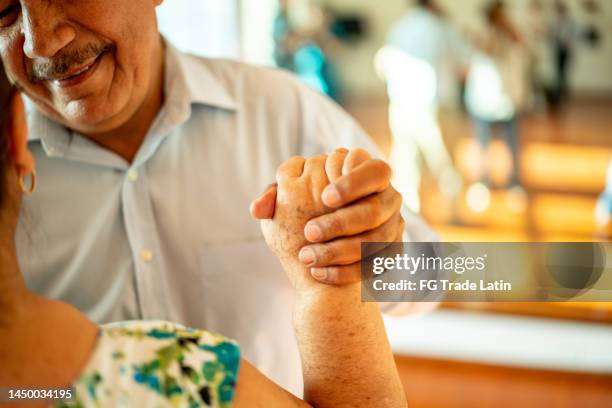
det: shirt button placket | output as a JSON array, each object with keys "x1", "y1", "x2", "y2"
[
  {"x1": 127, "y1": 169, "x2": 139, "y2": 182},
  {"x1": 141, "y1": 249, "x2": 154, "y2": 263},
  {"x1": 122, "y1": 166, "x2": 156, "y2": 319}
]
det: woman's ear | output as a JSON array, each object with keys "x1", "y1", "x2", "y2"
[{"x1": 8, "y1": 93, "x2": 35, "y2": 175}]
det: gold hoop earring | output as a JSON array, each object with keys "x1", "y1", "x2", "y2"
[{"x1": 19, "y1": 170, "x2": 37, "y2": 196}]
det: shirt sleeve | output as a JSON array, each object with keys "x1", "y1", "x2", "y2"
[
  {"x1": 295, "y1": 81, "x2": 381, "y2": 158},
  {"x1": 294, "y1": 81, "x2": 439, "y2": 244}
]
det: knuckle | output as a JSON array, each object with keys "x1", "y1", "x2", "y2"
[
  {"x1": 380, "y1": 186, "x2": 402, "y2": 210},
  {"x1": 366, "y1": 200, "x2": 383, "y2": 223},
  {"x1": 372, "y1": 159, "x2": 392, "y2": 176},
  {"x1": 315, "y1": 244, "x2": 334, "y2": 264},
  {"x1": 336, "y1": 176, "x2": 355, "y2": 198},
  {"x1": 304, "y1": 155, "x2": 328, "y2": 174},
  {"x1": 325, "y1": 214, "x2": 346, "y2": 237},
  {"x1": 344, "y1": 148, "x2": 371, "y2": 171},
  {"x1": 277, "y1": 156, "x2": 303, "y2": 179}
]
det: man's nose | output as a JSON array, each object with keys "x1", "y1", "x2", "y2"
[{"x1": 21, "y1": 2, "x2": 76, "y2": 59}]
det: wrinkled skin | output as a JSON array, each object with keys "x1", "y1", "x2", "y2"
[
  {"x1": 261, "y1": 155, "x2": 333, "y2": 291},
  {"x1": 253, "y1": 148, "x2": 405, "y2": 286}
]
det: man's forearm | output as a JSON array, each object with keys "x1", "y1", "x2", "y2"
[{"x1": 293, "y1": 282, "x2": 407, "y2": 408}]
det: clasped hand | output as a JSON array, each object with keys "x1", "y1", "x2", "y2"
[{"x1": 251, "y1": 148, "x2": 405, "y2": 290}]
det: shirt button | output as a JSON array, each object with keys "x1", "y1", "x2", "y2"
[
  {"x1": 127, "y1": 170, "x2": 139, "y2": 182},
  {"x1": 141, "y1": 249, "x2": 154, "y2": 263}
]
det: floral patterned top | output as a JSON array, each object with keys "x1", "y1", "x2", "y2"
[{"x1": 55, "y1": 321, "x2": 240, "y2": 408}]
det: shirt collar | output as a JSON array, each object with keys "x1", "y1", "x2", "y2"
[
  {"x1": 164, "y1": 40, "x2": 238, "y2": 112},
  {"x1": 27, "y1": 38, "x2": 238, "y2": 144}
]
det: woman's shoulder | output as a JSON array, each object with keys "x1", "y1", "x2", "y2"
[{"x1": 58, "y1": 321, "x2": 240, "y2": 408}]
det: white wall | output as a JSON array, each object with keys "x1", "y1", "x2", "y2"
[
  {"x1": 157, "y1": 0, "x2": 240, "y2": 58},
  {"x1": 157, "y1": 0, "x2": 278, "y2": 65},
  {"x1": 325, "y1": 0, "x2": 612, "y2": 96},
  {"x1": 240, "y1": 0, "x2": 278, "y2": 65}
]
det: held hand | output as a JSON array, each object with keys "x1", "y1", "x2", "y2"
[
  {"x1": 259, "y1": 155, "x2": 333, "y2": 291},
  {"x1": 254, "y1": 148, "x2": 404, "y2": 287},
  {"x1": 248, "y1": 148, "x2": 381, "y2": 221},
  {"x1": 300, "y1": 148, "x2": 405, "y2": 285}
]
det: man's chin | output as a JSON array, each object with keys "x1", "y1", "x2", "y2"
[
  {"x1": 54, "y1": 106, "x2": 123, "y2": 135},
  {"x1": 51, "y1": 97, "x2": 128, "y2": 134}
]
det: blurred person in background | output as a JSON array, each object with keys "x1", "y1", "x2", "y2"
[
  {"x1": 527, "y1": 0, "x2": 603, "y2": 115},
  {"x1": 465, "y1": 0, "x2": 530, "y2": 213},
  {"x1": 585, "y1": 0, "x2": 610, "y2": 232},
  {"x1": 595, "y1": 160, "x2": 612, "y2": 230},
  {"x1": 524, "y1": 0, "x2": 551, "y2": 111},
  {"x1": 274, "y1": 0, "x2": 295, "y2": 71},
  {"x1": 548, "y1": 0, "x2": 576, "y2": 112},
  {"x1": 380, "y1": 0, "x2": 471, "y2": 213},
  {"x1": 580, "y1": 0, "x2": 604, "y2": 46},
  {"x1": 273, "y1": 0, "x2": 346, "y2": 102}
]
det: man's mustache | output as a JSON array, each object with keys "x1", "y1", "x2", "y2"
[{"x1": 28, "y1": 42, "x2": 115, "y2": 82}]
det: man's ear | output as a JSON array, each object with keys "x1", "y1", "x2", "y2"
[{"x1": 9, "y1": 93, "x2": 35, "y2": 175}]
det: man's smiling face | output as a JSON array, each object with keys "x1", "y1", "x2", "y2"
[{"x1": 0, "y1": 0, "x2": 162, "y2": 134}]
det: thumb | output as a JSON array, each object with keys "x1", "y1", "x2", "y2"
[{"x1": 249, "y1": 184, "x2": 278, "y2": 220}]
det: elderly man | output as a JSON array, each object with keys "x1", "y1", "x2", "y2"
[{"x1": 0, "y1": 0, "x2": 433, "y2": 395}]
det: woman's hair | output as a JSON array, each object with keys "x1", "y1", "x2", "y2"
[{"x1": 0, "y1": 61, "x2": 15, "y2": 209}]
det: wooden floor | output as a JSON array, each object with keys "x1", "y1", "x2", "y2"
[
  {"x1": 396, "y1": 355, "x2": 612, "y2": 408},
  {"x1": 346, "y1": 97, "x2": 612, "y2": 407}
]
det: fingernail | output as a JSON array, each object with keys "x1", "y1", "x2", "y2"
[
  {"x1": 299, "y1": 248, "x2": 316, "y2": 266},
  {"x1": 323, "y1": 185, "x2": 341, "y2": 207},
  {"x1": 311, "y1": 268, "x2": 328, "y2": 281},
  {"x1": 305, "y1": 223, "x2": 323, "y2": 242}
]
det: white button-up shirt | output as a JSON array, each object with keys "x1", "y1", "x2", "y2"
[{"x1": 18, "y1": 42, "x2": 435, "y2": 396}]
